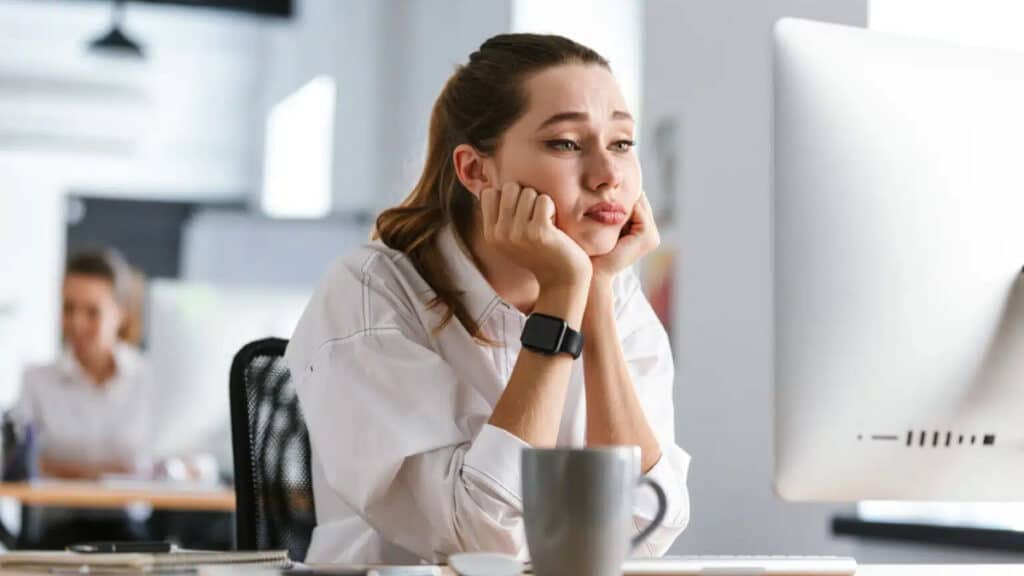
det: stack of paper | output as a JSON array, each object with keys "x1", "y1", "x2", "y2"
[{"x1": 0, "y1": 550, "x2": 291, "y2": 572}]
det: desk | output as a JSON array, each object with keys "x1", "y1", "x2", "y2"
[
  {"x1": 0, "y1": 481, "x2": 235, "y2": 512},
  {"x1": 587, "y1": 566, "x2": 1017, "y2": 576},
  {"x1": 623, "y1": 568, "x2": 1021, "y2": 576},
  {"x1": 0, "y1": 564, "x2": 1014, "y2": 576},
  {"x1": 856, "y1": 568, "x2": 1023, "y2": 576}
]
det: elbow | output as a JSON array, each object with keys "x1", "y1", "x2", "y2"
[
  {"x1": 444, "y1": 474, "x2": 528, "y2": 560},
  {"x1": 662, "y1": 480, "x2": 691, "y2": 531}
]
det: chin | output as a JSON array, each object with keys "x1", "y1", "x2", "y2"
[{"x1": 577, "y1": 230, "x2": 621, "y2": 256}]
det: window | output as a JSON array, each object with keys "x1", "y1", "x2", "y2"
[
  {"x1": 261, "y1": 75, "x2": 336, "y2": 219},
  {"x1": 871, "y1": 0, "x2": 1024, "y2": 52}
]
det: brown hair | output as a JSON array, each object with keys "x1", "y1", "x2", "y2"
[
  {"x1": 65, "y1": 248, "x2": 144, "y2": 344},
  {"x1": 373, "y1": 33, "x2": 609, "y2": 337}
]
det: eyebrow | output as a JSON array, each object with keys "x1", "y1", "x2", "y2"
[{"x1": 536, "y1": 110, "x2": 634, "y2": 131}]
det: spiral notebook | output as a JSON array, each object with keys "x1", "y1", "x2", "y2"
[{"x1": 0, "y1": 550, "x2": 292, "y2": 572}]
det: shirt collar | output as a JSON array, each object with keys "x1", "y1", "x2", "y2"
[
  {"x1": 57, "y1": 342, "x2": 137, "y2": 388},
  {"x1": 437, "y1": 225, "x2": 504, "y2": 326}
]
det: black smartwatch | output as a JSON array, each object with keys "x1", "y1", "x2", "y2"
[{"x1": 520, "y1": 313, "x2": 584, "y2": 359}]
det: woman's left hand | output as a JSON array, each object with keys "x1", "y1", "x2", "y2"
[{"x1": 590, "y1": 190, "x2": 660, "y2": 283}]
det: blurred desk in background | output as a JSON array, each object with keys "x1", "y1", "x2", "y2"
[{"x1": 0, "y1": 481, "x2": 235, "y2": 512}]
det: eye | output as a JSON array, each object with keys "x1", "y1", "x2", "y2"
[
  {"x1": 610, "y1": 139, "x2": 636, "y2": 153},
  {"x1": 546, "y1": 139, "x2": 581, "y2": 152}
]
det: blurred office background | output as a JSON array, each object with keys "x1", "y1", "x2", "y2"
[{"x1": 2, "y1": 0, "x2": 1024, "y2": 560}]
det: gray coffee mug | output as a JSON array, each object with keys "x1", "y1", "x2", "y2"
[{"x1": 522, "y1": 446, "x2": 668, "y2": 576}]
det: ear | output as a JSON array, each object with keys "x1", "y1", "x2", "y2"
[{"x1": 453, "y1": 144, "x2": 496, "y2": 198}]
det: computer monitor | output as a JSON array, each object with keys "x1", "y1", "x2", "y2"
[
  {"x1": 146, "y1": 280, "x2": 311, "y2": 473},
  {"x1": 773, "y1": 18, "x2": 1024, "y2": 501}
]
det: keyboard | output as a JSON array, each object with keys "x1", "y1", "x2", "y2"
[{"x1": 621, "y1": 554, "x2": 857, "y2": 575}]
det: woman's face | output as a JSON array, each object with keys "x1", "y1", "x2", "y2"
[
  {"x1": 489, "y1": 63, "x2": 642, "y2": 256},
  {"x1": 62, "y1": 274, "x2": 122, "y2": 360}
]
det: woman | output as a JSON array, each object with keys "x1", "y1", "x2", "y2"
[
  {"x1": 287, "y1": 34, "x2": 690, "y2": 564},
  {"x1": 12, "y1": 248, "x2": 153, "y2": 479},
  {"x1": 10, "y1": 248, "x2": 154, "y2": 547}
]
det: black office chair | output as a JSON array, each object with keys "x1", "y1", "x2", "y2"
[{"x1": 229, "y1": 337, "x2": 316, "y2": 561}]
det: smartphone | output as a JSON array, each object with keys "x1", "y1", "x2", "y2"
[{"x1": 68, "y1": 541, "x2": 176, "y2": 553}]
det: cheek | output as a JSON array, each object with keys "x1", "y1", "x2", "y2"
[{"x1": 497, "y1": 148, "x2": 577, "y2": 194}]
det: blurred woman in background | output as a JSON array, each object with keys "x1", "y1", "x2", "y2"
[
  {"x1": 9, "y1": 247, "x2": 153, "y2": 547},
  {"x1": 12, "y1": 247, "x2": 154, "y2": 479}
]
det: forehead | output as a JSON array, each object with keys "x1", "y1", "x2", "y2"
[
  {"x1": 64, "y1": 274, "x2": 114, "y2": 298},
  {"x1": 519, "y1": 64, "x2": 629, "y2": 126}
]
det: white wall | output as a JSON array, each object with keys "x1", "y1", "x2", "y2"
[
  {"x1": 0, "y1": 154, "x2": 66, "y2": 405},
  {"x1": 641, "y1": 0, "x2": 868, "y2": 555},
  {"x1": 870, "y1": 0, "x2": 1024, "y2": 51},
  {"x1": 0, "y1": 0, "x2": 266, "y2": 201},
  {"x1": 257, "y1": 0, "x2": 512, "y2": 217},
  {"x1": 0, "y1": 0, "x2": 273, "y2": 407}
]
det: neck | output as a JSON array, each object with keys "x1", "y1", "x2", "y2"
[
  {"x1": 75, "y1": 347, "x2": 117, "y2": 387},
  {"x1": 465, "y1": 223, "x2": 540, "y2": 315}
]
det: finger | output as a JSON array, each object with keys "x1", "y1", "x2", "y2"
[
  {"x1": 637, "y1": 189, "x2": 654, "y2": 216},
  {"x1": 479, "y1": 187, "x2": 499, "y2": 237},
  {"x1": 498, "y1": 181, "x2": 520, "y2": 226},
  {"x1": 627, "y1": 191, "x2": 653, "y2": 229},
  {"x1": 515, "y1": 187, "x2": 539, "y2": 223},
  {"x1": 531, "y1": 194, "x2": 557, "y2": 225},
  {"x1": 634, "y1": 191, "x2": 661, "y2": 246}
]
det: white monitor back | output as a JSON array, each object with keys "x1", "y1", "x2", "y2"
[
  {"x1": 146, "y1": 280, "x2": 310, "y2": 471},
  {"x1": 773, "y1": 19, "x2": 1024, "y2": 501}
]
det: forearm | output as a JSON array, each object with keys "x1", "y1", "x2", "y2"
[
  {"x1": 582, "y1": 278, "x2": 662, "y2": 472},
  {"x1": 489, "y1": 283, "x2": 588, "y2": 447},
  {"x1": 40, "y1": 454, "x2": 137, "y2": 480}
]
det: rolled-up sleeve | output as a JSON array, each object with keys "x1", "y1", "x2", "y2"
[
  {"x1": 294, "y1": 328, "x2": 531, "y2": 563},
  {"x1": 618, "y1": 270, "x2": 691, "y2": 557}
]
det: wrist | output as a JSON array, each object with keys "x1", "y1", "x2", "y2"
[
  {"x1": 587, "y1": 273, "x2": 614, "y2": 298},
  {"x1": 534, "y1": 282, "x2": 589, "y2": 329},
  {"x1": 537, "y1": 264, "x2": 592, "y2": 292},
  {"x1": 584, "y1": 275, "x2": 615, "y2": 324}
]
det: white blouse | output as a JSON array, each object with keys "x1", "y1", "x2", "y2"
[
  {"x1": 286, "y1": 226, "x2": 690, "y2": 565},
  {"x1": 11, "y1": 343, "x2": 155, "y2": 470}
]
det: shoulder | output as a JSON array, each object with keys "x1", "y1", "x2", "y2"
[
  {"x1": 611, "y1": 267, "x2": 669, "y2": 342},
  {"x1": 286, "y1": 242, "x2": 432, "y2": 374},
  {"x1": 113, "y1": 344, "x2": 154, "y2": 388},
  {"x1": 321, "y1": 241, "x2": 427, "y2": 297},
  {"x1": 19, "y1": 360, "x2": 61, "y2": 391},
  {"x1": 611, "y1": 267, "x2": 645, "y2": 316},
  {"x1": 15, "y1": 360, "x2": 64, "y2": 411}
]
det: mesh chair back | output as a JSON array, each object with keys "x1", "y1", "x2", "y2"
[{"x1": 230, "y1": 338, "x2": 315, "y2": 560}]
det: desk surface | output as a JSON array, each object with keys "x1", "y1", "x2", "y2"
[
  {"x1": 0, "y1": 480, "x2": 235, "y2": 511},
  {"x1": 856, "y1": 568, "x2": 1024, "y2": 576},
  {"x1": 333, "y1": 565, "x2": 1024, "y2": 576},
  {"x1": 0, "y1": 563, "x2": 1014, "y2": 575}
]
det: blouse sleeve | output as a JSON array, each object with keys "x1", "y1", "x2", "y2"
[
  {"x1": 616, "y1": 269, "x2": 692, "y2": 557},
  {"x1": 287, "y1": 256, "x2": 532, "y2": 563}
]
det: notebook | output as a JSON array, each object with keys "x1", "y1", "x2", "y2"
[{"x1": 0, "y1": 550, "x2": 292, "y2": 572}]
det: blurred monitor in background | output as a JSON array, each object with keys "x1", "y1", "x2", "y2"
[{"x1": 145, "y1": 280, "x2": 311, "y2": 477}]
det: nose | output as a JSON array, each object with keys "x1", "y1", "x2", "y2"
[
  {"x1": 583, "y1": 147, "x2": 623, "y2": 193},
  {"x1": 64, "y1": 309, "x2": 88, "y2": 339}
]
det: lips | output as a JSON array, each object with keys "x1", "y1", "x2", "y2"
[{"x1": 585, "y1": 202, "x2": 627, "y2": 225}]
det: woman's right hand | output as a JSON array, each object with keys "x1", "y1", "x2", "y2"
[{"x1": 480, "y1": 182, "x2": 592, "y2": 290}]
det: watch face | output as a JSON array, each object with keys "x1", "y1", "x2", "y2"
[{"x1": 523, "y1": 314, "x2": 566, "y2": 352}]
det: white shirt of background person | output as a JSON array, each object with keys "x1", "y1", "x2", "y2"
[
  {"x1": 11, "y1": 342, "x2": 155, "y2": 475},
  {"x1": 8, "y1": 248, "x2": 154, "y2": 479}
]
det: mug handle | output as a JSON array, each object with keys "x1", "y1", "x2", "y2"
[{"x1": 630, "y1": 476, "x2": 668, "y2": 551}]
